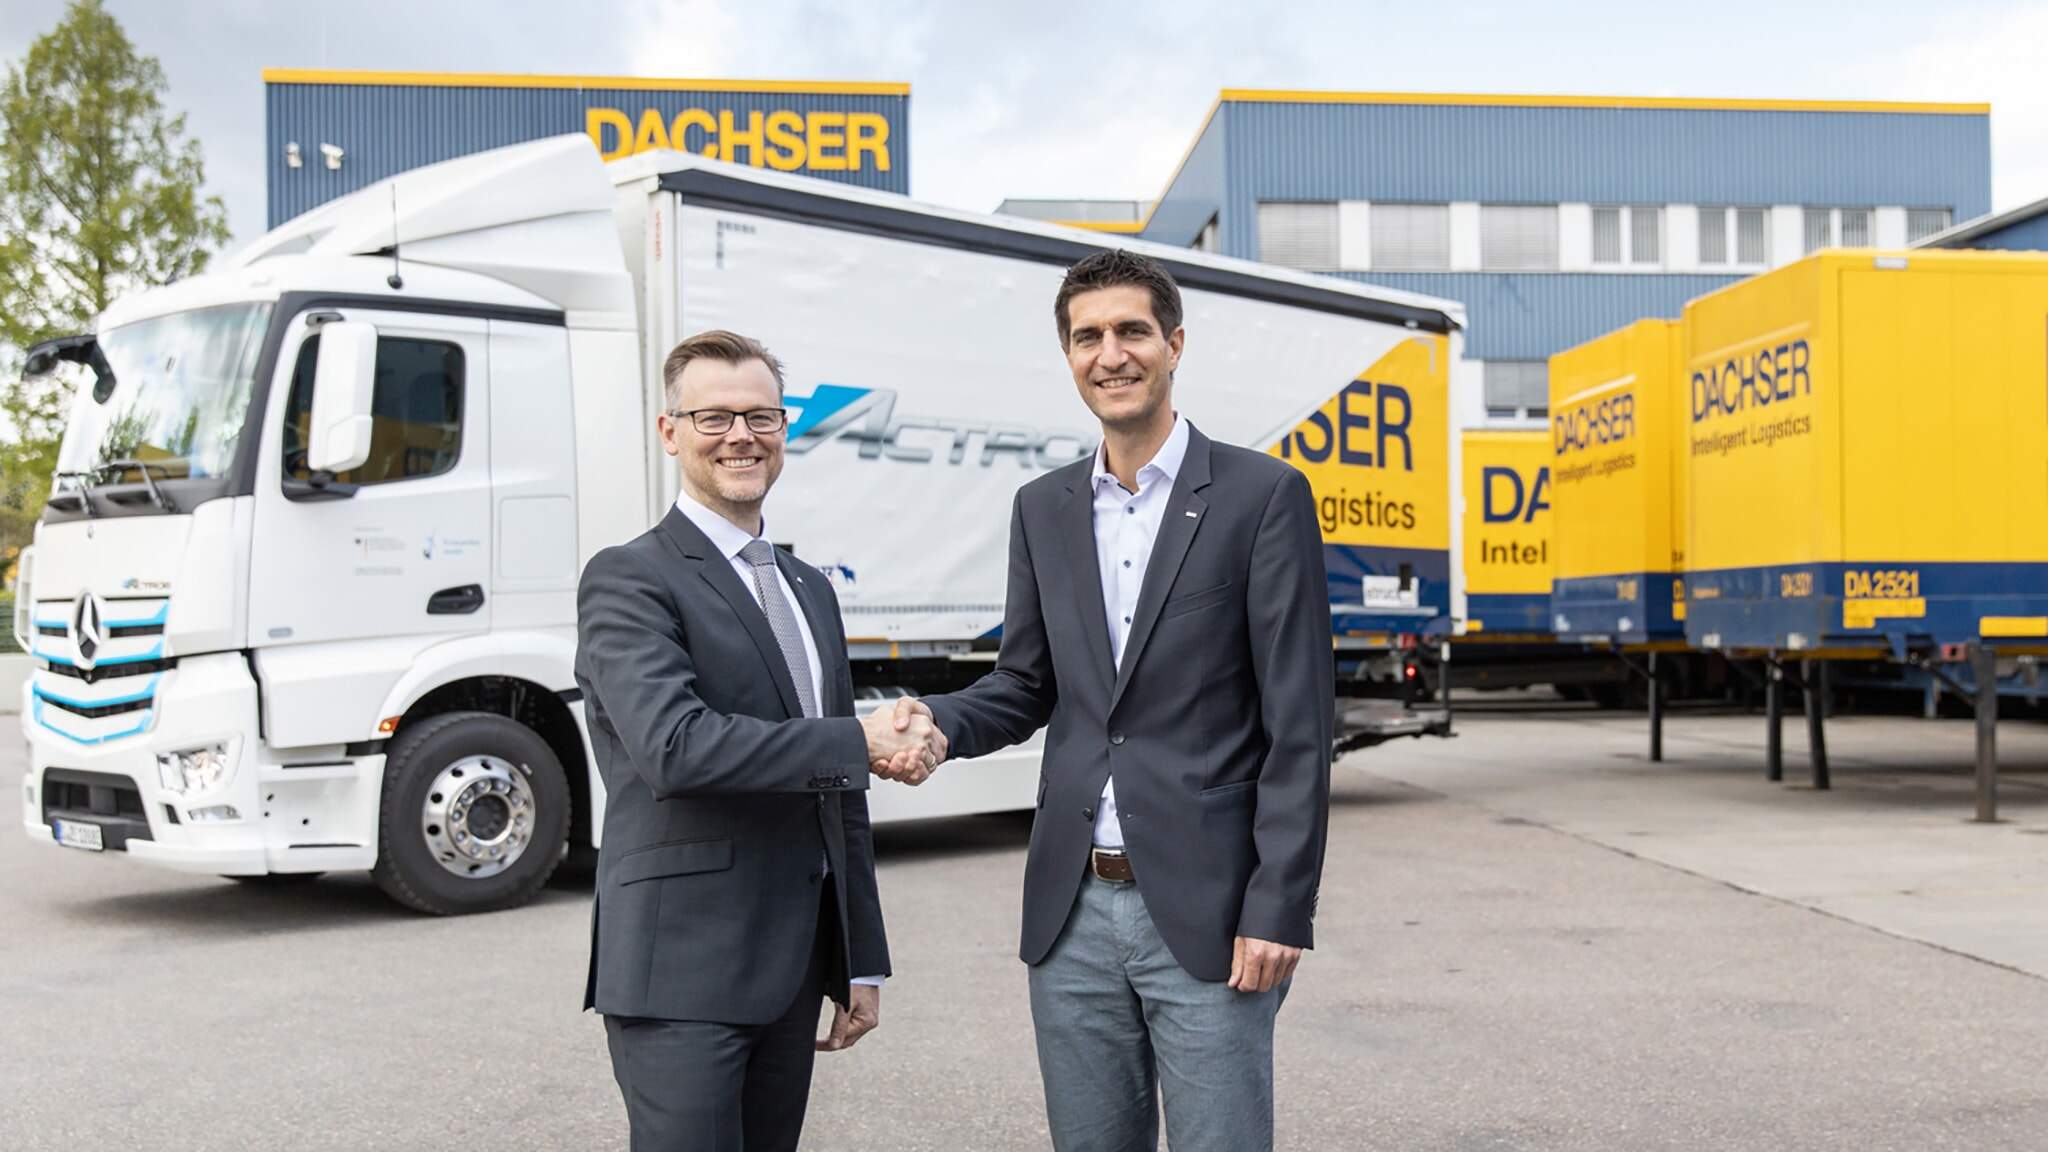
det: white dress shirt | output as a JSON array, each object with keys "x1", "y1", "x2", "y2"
[
  {"x1": 1088, "y1": 414, "x2": 1190, "y2": 851},
  {"x1": 673, "y1": 489, "x2": 824, "y2": 712},
  {"x1": 673, "y1": 489, "x2": 883, "y2": 988}
]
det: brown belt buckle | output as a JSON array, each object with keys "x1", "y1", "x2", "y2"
[{"x1": 1090, "y1": 848, "x2": 1134, "y2": 883}]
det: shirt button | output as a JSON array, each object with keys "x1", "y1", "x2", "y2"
[
  {"x1": 1123, "y1": 559, "x2": 1132, "y2": 568},
  {"x1": 1126, "y1": 506, "x2": 1136, "y2": 515},
  {"x1": 1110, "y1": 732, "x2": 1125, "y2": 746},
  {"x1": 1123, "y1": 615, "x2": 1131, "y2": 624}
]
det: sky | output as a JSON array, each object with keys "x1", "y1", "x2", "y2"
[{"x1": 3, "y1": 0, "x2": 2047, "y2": 248}]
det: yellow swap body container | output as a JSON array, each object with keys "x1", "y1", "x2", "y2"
[
  {"x1": 1274, "y1": 332, "x2": 1458, "y2": 637},
  {"x1": 1547, "y1": 318, "x2": 1688, "y2": 644},
  {"x1": 1683, "y1": 250, "x2": 2048, "y2": 652},
  {"x1": 1461, "y1": 430, "x2": 1552, "y2": 636}
]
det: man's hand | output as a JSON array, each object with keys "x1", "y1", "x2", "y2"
[
  {"x1": 861, "y1": 699, "x2": 945, "y2": 785},
  {"x1": 1228, "y1": 936, "x2": 1301, "y2": 993},
  {"x1": 816, "y1": 984, "x2": 880, "y2": 1052}
]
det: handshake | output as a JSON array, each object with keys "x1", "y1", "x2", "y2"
[{"x1": 858, "y1": 698, "x2": 947, "y2": 786}]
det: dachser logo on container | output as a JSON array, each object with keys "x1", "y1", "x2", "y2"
[
  {"x1": 1691, "y1": 340, "x2": 1810, "y2": 422},
  {"x1": 1552, "y1": 394, "x2": 1635, "y2": 455},
  {"x1": 1274, "y1": 377, "x2": 1420, "y2": 534}
]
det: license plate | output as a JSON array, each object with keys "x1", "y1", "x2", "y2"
[
  {"x1": 1361, "y1": 575, "x2": 1420, "y2": 610},
  {"x1": 52, "y1": 819, "x2": 104, "y2": 852}
]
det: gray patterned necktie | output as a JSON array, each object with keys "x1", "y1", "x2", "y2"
[{"x1": 737, "y1": 539, "x2": 818, "y2": 718}]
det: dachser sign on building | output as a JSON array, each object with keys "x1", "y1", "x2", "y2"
[{"x1": 263, "y1": 69, "x2": 910, "y2": 228}]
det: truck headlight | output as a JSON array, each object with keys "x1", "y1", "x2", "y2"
[{"x1": 156, "y1": 743, "x2": 233, "y2": 795}]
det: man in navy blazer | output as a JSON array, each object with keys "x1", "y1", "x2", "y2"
[{"x1": 885, "y1": 250, "x2": 1334, "y2": 1151}]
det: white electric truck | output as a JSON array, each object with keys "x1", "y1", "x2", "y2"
[{"x1": 16, "y1": 135, "x2": 1462, "y2": 913}]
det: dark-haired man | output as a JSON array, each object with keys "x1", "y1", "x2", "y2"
[{"x1": 884, "y1": 250, "x2": 1334, "y2": 1151}]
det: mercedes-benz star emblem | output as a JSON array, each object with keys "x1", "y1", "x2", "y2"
[{"x1": 71, "y1": 592, "x2": 102, "y2": 671}]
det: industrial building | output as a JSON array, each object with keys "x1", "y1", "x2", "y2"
[
  {"x1": 1919, "y1": 193, "x2": 2048, "y2": 251},
  {"x1": 1009, "y1": 91, "x2": 1990, "y2": 428},
  {"x1": 262, "y1": 69, "x2": 911, "y2": 227}
]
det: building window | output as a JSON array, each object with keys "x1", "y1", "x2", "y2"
[
  {"x1": 1591, "y1": 207, "x2": 1622, "y2": 264},
  {"x1": 1702, "y1": 206, "x2": 1768, "y2": 266},
  {"x1": 1483, "y1": 361, "x2": 1549, "y2": 420},
  {"x1": 1735, "y1": 207, "x2": 1768, "y2": 264},
  {"x1": 1595, "y1": 205, "x2": 1662, "y2": 266},
  {"x1": 1629, "y1": 205, "x2": 1662, "y2": 265},
  {"x1": 1480, "y1": 204, "x2": 1558, "y2": 270},
  {"x1": 1840, "y1": 208, "x2": 1871, "y2": 247},
  {"x1": 1804, "y1": 207, "x2": 1877, "y2": 254},
  {"x1": 1369, "y1": 203, "x2": 1450, "y2": 270},
  {"x1": 1803, "y1": 208, "x2": 1833, "y2": 254},
  {"x1": 1699, "y1": 207, "x2": 1728, "y2": 264},
  {"x1": 1906, "y1": 208, "x2": 1953, "y2": 244},
  {"x1": 1256, "y1": 202, "x2": 1338, "y2": 271}
]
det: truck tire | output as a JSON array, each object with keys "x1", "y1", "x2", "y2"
[{"x1": 371, "y1": 710, "x2": 569, "y2": 915}]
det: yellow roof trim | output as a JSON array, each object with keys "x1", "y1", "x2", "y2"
[
  {"x1": 1128, "y1": 96, "x2": 1224, "y2": 236},
  {"x1": 1055, "y1": 220, "x2": 1146, "y2": 234},
  {"x1": 261, "y1": 68, "x2": 910, "y2": 96},
  {"x1": 1217, "y1": 89, "x2": 1988, "y2": 115}
]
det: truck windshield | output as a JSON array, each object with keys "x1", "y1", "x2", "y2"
[{"x1": 55, "y1": 303, "x2": 273, "y2": 487}]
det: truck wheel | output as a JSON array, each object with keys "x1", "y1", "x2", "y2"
[{"x1": 372, "y1": 711, "x2": 569, "y2": 915}]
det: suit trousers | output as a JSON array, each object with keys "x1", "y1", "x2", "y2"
[
  {"x1": 1030, "y1": 872, "x2": 1289, "y2": 1152},
  {"x1": 604, "y1": 886, "x2": 836, "y2": 1152}
]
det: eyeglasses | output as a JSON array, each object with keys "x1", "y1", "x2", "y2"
[{"x1": 667, "y1": 408, "x2": 788, "y2": 435}]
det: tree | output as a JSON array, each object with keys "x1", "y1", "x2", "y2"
[{"x1": 0, "y1": 0, "x2": 229, "y2": 567}]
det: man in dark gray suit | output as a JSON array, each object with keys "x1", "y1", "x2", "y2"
[
  {"x1": 576, "y1": 329, "x2": 943, "y2": 1152},
  {"x1": 883, "y1": 250, "x2": 1334, "y2": 1152}
]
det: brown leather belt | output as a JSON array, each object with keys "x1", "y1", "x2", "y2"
[{"x1": 1089, "y1": 848, "x2": 1134, "y2": 883}]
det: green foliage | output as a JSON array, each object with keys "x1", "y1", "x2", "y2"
[{"x1": 0, "y1": 0, "x2": 229, "y2": 559}]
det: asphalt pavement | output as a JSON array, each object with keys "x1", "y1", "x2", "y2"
[{"x1": 5, "y1": 706, "x2": 2048, "y2": 1151}]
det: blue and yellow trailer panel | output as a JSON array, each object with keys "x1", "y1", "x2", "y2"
[
  {"x1": 1274, "y1": 333, "x2": 1457, "y2": 636},
  {"x1": 1547, "y1": 319, "x2": 1688, "y2": 643},
  {"x1": 1461, "y1": 430, "x2": 1552, "y2": 636},
  {"x1": 1683, "y1": 250, "x2": 2048, "y2": 652}
]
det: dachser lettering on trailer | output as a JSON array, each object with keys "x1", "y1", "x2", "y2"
[
  {"x1": 1316, "y1": 488, "x2": 1417, "y2": 535},
  {"x1": 1276, "y1": 379, "x2": 1413, "y2": 471},
  {"x1": 1481, "y1": 466, "x2": 1550, "y2": 524},
  {"x1": 586, "y1": 107, "x2": 892, "y2": 172},
  {"x1": 1691, "y1": 339, "x2": 1810, "y2": 421},
  {"x1": 784, "y1": 384, "x2": 1090, "y2": 469},
  {"x1": 1552, "y1": 394, "x2": 1635, "y2": 454}
]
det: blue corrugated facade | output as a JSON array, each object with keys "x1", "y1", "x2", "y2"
[
  {"x1": 1138, "y1": 94, "x2": 1992, "y2": 366},
  {"x1": 264, "y1": 72, "x2": 911, "y2": 228},
  {"x1": 1922, "y1": 197, "x2": 2048, "y2": 252}
]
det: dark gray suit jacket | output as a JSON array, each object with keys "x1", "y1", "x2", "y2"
[
  {"x1": 575, "y1": 505, "x2": 889, "y2": 1024},
  {"x1": 926, "y1": 423, "x2": 1334, "y2": 983}
]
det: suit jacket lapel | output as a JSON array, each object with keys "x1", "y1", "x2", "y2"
[
  {"x1": 656, "y1": 507, "x2": 805, "y2": 720},
  {"x1": 1058, "y1": 468, "x2": 1118, "y2": 695},
  {"x1": 1110, "y1": 426, "x2": 1213, "y2": 713}
]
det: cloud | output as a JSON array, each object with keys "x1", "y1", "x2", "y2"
[{"x1": 1866, "y1": 3, "x2": 2048, "y2": 212}]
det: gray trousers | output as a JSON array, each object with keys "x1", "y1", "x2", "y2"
[
  {"x1": 602, "y1": 887, "x2": 833, "y2": 1152},
  {"x1": 1029, "y1": 872, "x2": 1289, "y2": 1152}
]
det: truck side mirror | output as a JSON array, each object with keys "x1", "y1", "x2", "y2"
[{"x1": 308, "y1": 321, "x2": 378, "y2": 475}]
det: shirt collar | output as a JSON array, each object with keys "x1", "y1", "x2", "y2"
[
  {"x1": 674, "y1": 487, "x2": 764, "y2": 562},
  {"x1": 1091, "y1": 413, "x2": 1188, "y2": 493}
]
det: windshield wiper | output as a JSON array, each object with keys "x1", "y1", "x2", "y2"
[
  {"x1": 50, "y1": 471, "x2": 102, "y2": 517},
  {"x1": 101, "y1": 459, "x2": 179, "y2": 513}
]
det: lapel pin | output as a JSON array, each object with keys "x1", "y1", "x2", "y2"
[{"x1": 1185, "y1": 510, "x2": 1199, "y2": 519}]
